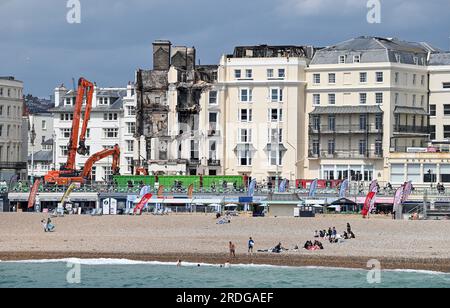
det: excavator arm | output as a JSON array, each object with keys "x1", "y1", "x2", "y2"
[
  {"x1": 81, "y1": 144, "x2": 121, "y2": 179},
  {"x1": 64, "y1": 77, "x2": 95, "y2": 171}
]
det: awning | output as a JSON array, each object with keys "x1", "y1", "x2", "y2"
[
  {"x1": 233, "y1": 144, "x2": 257, "y2": 152},
  {"x1": 310, "y1": 105, "x2": 383, "y2": 115},
  {"x1": 264, "y1": 144, "x2": 288, "y2": 152},
  {"x1": 394, "y1": 107, "x2": 428, "y2": 115}
]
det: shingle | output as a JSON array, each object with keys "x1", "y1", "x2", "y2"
[{"x1": 429, "y1": 52, "x2": 450, "y2": 65}]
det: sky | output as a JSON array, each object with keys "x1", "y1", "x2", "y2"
[{"x1": 1, "y1": 0, "x2": 450, "y2": 97}]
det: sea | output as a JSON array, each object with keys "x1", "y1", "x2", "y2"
[{"x1": 0, "y1": 259, "x2": 449, "y2": 288}]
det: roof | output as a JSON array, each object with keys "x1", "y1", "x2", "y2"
[
  {"x1": 28, "y1": 151, "x2": 52, "y2": 162},
  {"x1": 310, "y1": 105, "x2": 383, "y2": 115},
  {"x1": 42, "y1": 138, "x2": 54, "y2": 146},
  {"x1": 394, "y1": 106, "x2": 428, "y2": 115},
  {"x1": 311, "y1": 36, "x2": 431, "y2": 65},
  {"x1": 429, "y1": 52, "x2": 450, "y2": 66},
  {"x1": 330, "y1": 198, "x2": 357, "y2": 206},
  {"x1": 267, "y1": 193, "x2": 301, "y2": 202},
  {"x1": 50, "y1": 97, "x2": 124, "y2": 112}
]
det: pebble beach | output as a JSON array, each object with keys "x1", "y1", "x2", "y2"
[{"x1": 0, "y1": 213, "x2": 449, "y2": 272}]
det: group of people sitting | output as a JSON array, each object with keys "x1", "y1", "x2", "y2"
[
  {"x1": 41, "y1": 218, "x2": 55, "y2": 232},
  {"x1": 303, "y1": 240, "x2": 324, "y2": 251},
  {"x1": 313, "y1": 223, "x2": 356, "y2": 245},
  {"x1": 216, "y1": 213, "x2": 232, "y2": 225}
]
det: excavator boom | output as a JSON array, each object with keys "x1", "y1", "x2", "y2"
[{"x1": 81, "y1": 144, "x2": 121, "y2": 179}]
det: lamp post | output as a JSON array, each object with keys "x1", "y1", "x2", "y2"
[{"x1": 30, "y1": 124, "x2": 36, "y2": 184}]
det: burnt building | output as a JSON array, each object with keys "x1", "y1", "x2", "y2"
[{"x1": 135, "y1": 41, "x2": 218, "y2": 175}]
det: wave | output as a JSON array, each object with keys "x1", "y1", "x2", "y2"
[{"x1": 2, "y1": 258, "x2": 449, "y2": 276}]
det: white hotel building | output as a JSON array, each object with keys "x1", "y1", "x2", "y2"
[{"x1": 52, "y1": 83, "x2": 137, "y2": 182}]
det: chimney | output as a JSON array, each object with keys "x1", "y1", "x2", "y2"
[
  {"x1": 187, "y1": 47, "x2": 196, "y2": 70},
  {"x1": 153, "y1": 40, "x2": 172, "y2": 70},
  {"x1": 54, "y1": 84, "x2": 67, "y2": 107}
]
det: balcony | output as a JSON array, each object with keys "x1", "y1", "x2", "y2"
[
  {"x1": 208, "y1": 159, "x2": 221, "y2": 167},
  {"x1": 393, "y1": 125, "x2": 429, "y2": 135},
  {"x1": 308, "y1": 150, "x2": 384, "y2": 159},
  {"x1": 309, "y1": 124, "x2": 383, "y2": 135},
  {"x1": 188, "y1": 158, "x2": 200, "y2": 166},
  {"x1": 0, "y1": 162, "x2": 27, "y2": 170}
]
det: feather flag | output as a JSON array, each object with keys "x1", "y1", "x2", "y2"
[
  {"x1": 339, "y1": 179, "x2": 349, "y2": 198},
  {"x1": 309, "y1": 179, "x2": 319, "y2": 197},
  {"x1": 362, "y1": 191, "x2": 376, "y2": 217},
  {"x1": 248, "y1": 179, "x2": 257, "y2": 197},
  {"x1": 402, "y1": 181, "x2": 413, "y2": 203},
  {"x1": 279, "y1": 179, "x2": 287, "y2": 193}
]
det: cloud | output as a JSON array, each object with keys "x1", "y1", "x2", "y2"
[{"x1": 278, "y1": 0, "x2": 364, "y2": 16}]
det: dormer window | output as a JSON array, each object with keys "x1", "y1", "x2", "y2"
[
  {"x1": 65, "y1": 98, "x2": 71, "y2": 106},
  {"x1": 99, "y1": 97, "x2": 109, "y2": 105},
  {"x1": 413, "y1": 57, "x2": 419, "y2": 65},
  {"x1": 339, "y1": 55, "x2": 347, "y2": 64},
  {"x1": 395, "y1": 54, "x2": 401, "y2": 63},
  {"x1": 353, "y1": 55, "x2": 361, "y2": 63}
]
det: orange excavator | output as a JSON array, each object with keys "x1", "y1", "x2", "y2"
[{"x1": 44, "y1": 78, "x2": 121, "y2": 185}]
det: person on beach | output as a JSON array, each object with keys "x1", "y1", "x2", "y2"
[
  {"x1": 273, "y1": 242, "x2": 286, "y2": 253},
  {"x1": 314, "y1": 231, "x2": 319, "y2": 238},
  {"x1": 224, "y1": 261, "x2": 231, "y2": 268},
  {"x1": 229, "y1": 242, "x2": 236, "y2": 258},
  {"x1": 332, "y1": 227, "x2": 337, "y2": 239},
  {"x1": 177, "y1": 260, "x2": 182, "y2": 267},
  {"x1": 248, "y1": 237, "x2": 255, "y2": 254}
]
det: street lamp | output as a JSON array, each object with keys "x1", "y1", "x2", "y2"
[{"x1": 30, "y1": 124, "x2": 36, "y2": 184}]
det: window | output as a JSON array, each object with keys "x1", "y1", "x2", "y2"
[
  {"x1": 60, "y1": 146, "x2": 68, "y2": 156},
  {"x1": 353, "y1": 55, "x2": 361, "y2": 63},
  {"x1": 328, "y1": 116, "x2": 335, "y2": 131},
  {"x1": 430, "y1": 125, "x2": 436, "y2": 140},
  {"x1": 61, "y1": 128, "x2": 71, "y2": 138},
  {"x1": 412, "y1": 95, "x2": 417, "y2": 106},
  {"x1": 375, "y1": 140, "x2": 383, "y2": 156},
  {"x1": 445, "y1": 126, "x2": 450, "y2": 139},
  {"x1": 359, "y1": 93, "x2": 367, "y2": 105},
  {"x1": 234, "y1": 70, "x2": 241, "y2": 79},
  {"x1": 421, "y1": 75, "x2": 425, "y2": 86},
  {"x1": 312, "y1": 116, "x2": 320, "y2": 131},
  {"x1": 126, "y1": 122, "x2": 136, "y2": 135},
  {"x1": 430, "y1": 105, "x2": 436, "y2": 116},
  {"x1": 395, "y1": 54, "x2": 401, "y2": 63},
  {"x1": 209, "y1": 141, "x2": 217, "y2": 160},
  {"x1": 240, "y1": 89, "x2": 252, "y2": 102},
  {"x1": 278, "y1": 69, "x2": 286, "y2": 78},
  {"x1": 413, "y1": 74, "x2": 417, "y2": 85},
  {"x1": 269, "y1": 128, "x2": 283, "y2": 144},
  {"x1": 268, "y1": 149, "x2": 283, "y2": 166},
  {"x1": 267, "y1": 69, "x2": 274, "y2": 78},
  {"x1": 98, "y1": 97, "x2": 109, "y2": 105},
  {"x1": 443, "y1": 82, "x2": 450, "y2": 89},
  {"x1": 359, "y1": 140, "x2": 367, "y2": 155},
  {"x1": 126, "y1": 106, "x2": 136, "y2": 116},
  {"x1": 42, "y1": 120, "x2": 47, "y2": 130},
  {"x1": 209, "y1": 91, "x2": 218, "y2": 105},
  {"x1": 395, "y1": 93, "x2": 399, "y2": 105},
  {"x1": 376, "y1": 93, "x2": 383, "y2": 104},
  {"x1": 209, "y1": 112, "x2": 218, "y2": 132},
  {"x1": 445, "y1": 105, "x2": 450, "y2": 115},
  {"x1": 313, "y1": 94, "x2": 320, "y2": 105},
  {"x1": 238, "y1": 148, "x2": 252, "y2": 166},
  {"x1": 359, "y1": 115, "x2": 367, "y2": 130},
  {"x1": 245, "y1": 69, "x2": 253, "y2": 79},
  {"x1": 395, "y1": 72, "x2": 399, "y2": 84},
  {"x1": 328, "y1": 94, "x2": 336, "y2": 105},
  {"x1": 421, "y1": 95, "x2": 425, "y2": 106},
  {"x1": 360, "y1": 72, "x2": 367, "y2": 83},
  {"x1": 328, "y1": 140, "x2": 335, "y2": 155},
  {"x1": 104, "y1": 128, "x2": 119, "y2": 138},
  {"x1": 376, "y1": 72, "x2": 384, "y2": 83},
  {"x1": 312, "y1": 140, "x2": 320, "y2": 155},
  {"x1": 339, "y1": 55, "x2": 346, "y2": 64},
  {"x1": 269, "y1": 109, "x2": 283, "y2": 122},
  {"x1": 391, "y1": 164, "x2": 405, "y2": 183},
  {"x1": 126, "y1": 140, "x2": 134, "y2": 152},
  {"x1": 313, "y1": 74, "x2": 321, "y2": 84},
  {"x1": 271, "y1": 88, "x2": 283, "y2": 102},
  {"x1": 239, "y1": 109, "x2": 252, "y2": 122},
  {"x1": 190, "y1": 140, "x2": 199, "y2": 161},
  {"x1": 239, "y1": 129, "x2": 252, "y2": 143},
  {"x1": 376, "y1": 115, "x2": 383, "y2": 130},
  {"x1": 60, "y1": 114, "x2": 74, "y2": 121},
  {"x1": 103, "y1": 113, "x2": 118, "y2": 121},
  {"x1": 328, "y1": 73, "x2": 336, "y2": 84},
  {"x1": 65, "y1": 98, "x2": 72, "y2": 106},
  {"x1": 413, "y1": 57, "x2": 419, "y2": 65}
]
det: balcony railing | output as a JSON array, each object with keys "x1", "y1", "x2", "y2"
[
  {"x1": 0, "y1": 162, "x2": 27, "y2": 170},
  {"x1": 309, "y1": 124, "x2": 383, "y2": 134},
  {"x1": 208, "y1": 129, "x2": 221, "y2": 137},
  {"x1": 308, "y1": 150, "x2": 384, "y2": 159},
  {"x1": 189, "y1": 158, "x2": 200, "y2": 165},
  {"x1": 394, "y1": 125, "x2": 429, "y2": 134},
  {"x1": 208, "y1": 159, "x2": 221, "y2": 167}
]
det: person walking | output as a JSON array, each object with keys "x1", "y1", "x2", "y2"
[
  {"x1": 229, "y1": 241, "x2": 236, "y2": 258},
  {"x1": 248, "y1": 237, "x2": 255, "y2": 255}
]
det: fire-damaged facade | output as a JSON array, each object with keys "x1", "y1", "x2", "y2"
[{"x1": 135, "y1": 41, "x2": 219, "y2": 175}]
